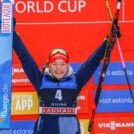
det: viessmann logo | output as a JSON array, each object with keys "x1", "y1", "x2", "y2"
[{"x1": 98, "y1": 121, "x2": 134, "y2": 130}]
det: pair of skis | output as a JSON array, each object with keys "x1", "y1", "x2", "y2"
[
  {"x1": 0, "y1": 0, "x2": 14, "y2": 128},
  {"x1": 105, "y1": 0, "x2": 134, "y2": 104},
  {"x1": 88, "y1": 0, "x2": 134, "y2": 132}
]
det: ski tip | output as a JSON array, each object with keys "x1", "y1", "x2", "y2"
[{"x1": 117, "y1": 0, "x2": 121, "y2": 9}]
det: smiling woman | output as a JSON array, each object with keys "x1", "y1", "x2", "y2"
[
  {"x1": 13, "y1": 26, "x2": 109, "y2": 133},
  {"x1": 47, "y1": 48, "x2": 69, "y2": 79},
  {"x1": 11, "y1": 8, "x2": 122, "y2": 133},
  {"x1": 49, "y1": 59, "x2": 68, "y2": 80}
]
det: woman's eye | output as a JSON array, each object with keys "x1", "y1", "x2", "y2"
[
  {"x1": 52, "y1": 63, "x2": 57, "y2": 66},
  {"x1": 61, "y1": 64, "x2": 65, "y2": 66}
]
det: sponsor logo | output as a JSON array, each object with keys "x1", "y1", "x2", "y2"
[
  {"x1": 12, "y1": 64, "x2": 31, "y2": 86},
  {"x1": 98, "y1": 121, "x2": 134, "y2": 130},
  {"x1": 39, "y1": 107, "x2": 77, "y2": 115},
  {"x1": 12, "y1": 67, "x2": 24, "y2": 75},
  {"x1": 11, "y1": 92, "x2": 38, "y2": 115},
  {"x1": 1, "y1": 84, "x2": 9, "y2": 118},
  {"x1": 94, "y1": 62, "x2": 134, "y2": 84},
  {"x1": 1, "y1": 3, "x2": 12, "y2": 33}
]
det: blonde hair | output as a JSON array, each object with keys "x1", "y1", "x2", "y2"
[{"x1": 42, "y1": 62, "x2": 49, "y2": 73}]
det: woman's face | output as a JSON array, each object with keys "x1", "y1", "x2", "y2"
[{"x1": 49, "y1": 59, "x2": 68, "y2": 80}]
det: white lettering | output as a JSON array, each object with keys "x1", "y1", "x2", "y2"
[
  {"x1": 2, "y1": 3, "x2": 12, "y2": 33},
  {"x1": 58, "y1": 0, "x2": 86, "y2": 13},
  {"x1": 98, "y1": 121, "x2": 134, "y2": 130},
  {"x1": 15, "y1": 99, "x2": 33, "y2": 110},
  {"x1": 15, "y1": 0, "x2": 86, "y2": 14},
  {"x1": 15, "y1": 1, "x2": 54, "y2": 13},
  {"x1": 1, "y1": 84, "x2": 9, "y2": 117}
]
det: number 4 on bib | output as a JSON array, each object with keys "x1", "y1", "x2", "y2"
[{"x1": 55, "y1": 90, "x2": 63, "y2": 101}]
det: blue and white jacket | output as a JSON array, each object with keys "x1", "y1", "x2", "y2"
[{"x1": 13, "y1": 31, "x2": 107, "y2": 134}]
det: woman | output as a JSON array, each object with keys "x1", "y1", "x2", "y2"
[{"x1": 13, "y1": 24, "x2": 120, "y2": 133}]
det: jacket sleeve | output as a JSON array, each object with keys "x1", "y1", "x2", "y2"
[
  {"x1": 13, "y1": 31, "x2": 43, "y2": 90},
  {"x1": 75, "y1": 38, "x2": 108, "y2": 90}
]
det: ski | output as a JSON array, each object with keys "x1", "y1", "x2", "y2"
[
  {"x1": 0, "y1": 0, "x2": 14, "y2": 128},
  {"x1": 88, "y1": 0, "x2": 122, "y2": 132}
]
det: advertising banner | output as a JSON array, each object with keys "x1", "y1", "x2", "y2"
[
  {"x1": 94, "y1": 117, "x2": 134, "y2": 134},
  {"x1": 11, "y1": 92, "x2": 38, "y2": 115},
  {"x1": 95, "y1": 90, "x2": 134, "y2": 112},
  {"x1": 0, "y1": 120, "x2": 35, "y2": 134},
  {"x1": 0, "y1": 119, "x2": 90, "y2": 134},
  {"x1": 93, "y1": 62, "x2": 134, "y2": 84},
  {"x1": 12, "y1": 64, "x2": 32, "y2": 86},
  {"x1": 0, "y1": 0, "x2": 14, "y2": 128},
  {"x1": 14, "y1": 0, "x2": 112, "y2": 23}
]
